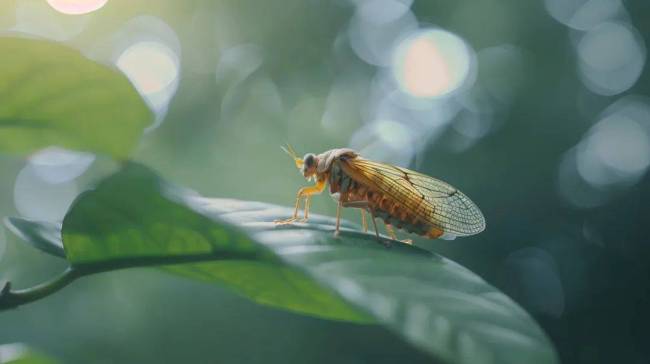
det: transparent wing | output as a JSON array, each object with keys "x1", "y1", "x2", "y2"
[{"x1": 341, "y1": 158, "x2": 485, "y2": 236}]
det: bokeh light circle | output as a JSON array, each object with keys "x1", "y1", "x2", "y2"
[
  {"x1": 577, "y1": 21, "x2": 646, "y2": 96},
  {"x1": 544, "y1": 0, "x2": 622, "y2": 31},
  {"x1": 46, "y1": 0, "x2": 108, "y2": 15},
  {"x1": 116, "y1": 40, "x2": 180, "y2": 121},
  {"x1": 0, "y1": 344, "x2": 29, "y2": 363},
  {"x1": 575, "y1": 99, "x2": 650, "y2": 187},
  {"x1": 14, "y1": 164, "x2": 79, "y2": 221},
  {"x1": 393, "y1": 29, "x2": 474, "y2": 98},
  {"x1": 28, "y1": 147, "x2": 95, "y2": 184},
  {"x1": 350, "y1": 119, "x2": 416, "y2": 166},
  {"x1": 557, "y1": 96, "x2": 650, "y2": 208},
  {"x1": 348, "y1": 0, "x2": 418, "y2": 66},
  {"x1": 12, "y1": 1, "x2": 89, "y2": 41},
  {"x1": 117, "y1": 41, "x2": 179, "y2": 95}
]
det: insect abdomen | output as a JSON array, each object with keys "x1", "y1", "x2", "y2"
[
  {"x1": 369, "y1": 195, "x2": 442, "y2": 238},
  {"x1": 329, "y1": 160, "x2": 443, "y2": 239}
]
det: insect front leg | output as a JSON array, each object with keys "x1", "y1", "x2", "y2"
[
  {"x1": 274, "y1": 180, "x2": 326, "y2": 225},
  {"x1": 297, "y1": 196, "x2": 311, "y2": 223}
]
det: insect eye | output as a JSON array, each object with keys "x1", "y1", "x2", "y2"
[{"x1": 304, "y1": 154, "x2": 315, "y2": 168}]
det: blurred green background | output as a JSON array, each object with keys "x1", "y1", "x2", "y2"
[{"x1": 1, "y1": 0, "x2": 649, "y2": 363}]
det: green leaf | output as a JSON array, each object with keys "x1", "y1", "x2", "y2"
[
  {"x1": 7, "y1": 163, "x2": 558, "y2": 364},
  {"x1": 0, "y1": 36, "x2": 152, "y2": 158}
]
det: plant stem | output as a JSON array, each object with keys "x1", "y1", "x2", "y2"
[
  {"x1": 0, "y1": 251, "x2": 259, "y2": 310},
  {"x1": 0, "y1": 267, "x2": 79, "y2": 310}
]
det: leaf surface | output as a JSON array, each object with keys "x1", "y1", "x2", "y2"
[
  {"x1": 5, "y1": 163, "x2": 558, "y2": 364},
  {"x1": 0, "y1": 36, "x2": 152, "y2": 158}
]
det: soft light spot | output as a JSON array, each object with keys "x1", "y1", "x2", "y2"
[
  {"x1": 557, "y1": 148, "x2": 609, "y2": 208},
  {"x1": 103, "y1": 16, "x2": 180, "y2": 131},
  {"x1": 0, "y1": 344, "x2": 28, "y2": 362},
  {"x1": 117, "y1": 41, "x2": 179, "y2": 95},
  {"x1": 28, "y1": 147, "x2": 95, "y2": 184},
  {"x1": 544, "y1": 0, "x2": 622, "y2": 30},
  {"x1": 577, "y1": 116, "x2": 650, "y2": 186},
  {"x1": 222, "y1": 76, "x2": 283, "y2": 124},
  {"x1": 14, "y1": 164, "x2": 79, "y2": 221},
  {"x1": 451, "y1": 111, "x2": 492, "y2": 152},
  {"x1": 116, "y1": 41, "x2": 180, "y2": 119},
  {"x1": 400, "y1": 38, "x2": 451, "y2": 96},
  {"x1": 376, "y1": 120, "x2": 413, "y2": 149},
  {"x1": 577, "y1": 22, "x2": 645, "y2": 96},
  {"x1": 350, "y1": 119, "x2": 415, "y2": 166},
  {"x1": 558, "y1": 96, "x2": 650, "y2": 206},
  {"x1": 393, "y1": 29, "x2": 473, "y2": 98},
  {"x1": 357, "y1": 0, "x2": 413, "y2": 25},
  {"x1": 215, "y1": 44, "x2": 263, "y2": 85},
  {"x1": 591, "y1": 119, "x2": 650, "y2": 174},
  {"x1": 348, "y1": 0, "x2": 417, "y2": 66},
  {"x1": 12, "y1": 1, "x2": 88, "y2": 41},
  {"x1": 46, "y1": 0, "x2": 108, "y2": 15}
]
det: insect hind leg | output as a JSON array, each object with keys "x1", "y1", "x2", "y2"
[
  {"x1": 384, "y1": 223, "x2": 413, "y2": 245},
  {"x1": 340, "y1": 201, "x2": 388, "y2": 246},
  {"x1": 384, "y1": 223, "x2": 398, "y2": 240},
  {"x1": 341, "y1": 200, "x2": 371, "y2": 234}
]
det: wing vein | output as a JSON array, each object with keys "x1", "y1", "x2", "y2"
[{"x1": 341, "y1": 158, "x2": 485, "y2": 236}]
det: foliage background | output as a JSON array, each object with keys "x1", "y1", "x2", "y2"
[{"x1": 1, "y1": 0, "x2": 649, "y2": 363}]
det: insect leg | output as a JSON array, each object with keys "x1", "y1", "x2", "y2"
[
  {"x1": 369, "y1": 211, "x2": 381, "y2": 242},
  {"x1": 289, "y1": 192, "x2": 303, "y2": 220},
  {"x1": 275, "y1": 180, "x2": 326, "y2": 225},
  {"x1": 385, "y1": 222, "x2": 413, "y2": 245},
  {"x1": 299, "y1": 196, "x2": 311, "y2": 222},
  {"x1": 334, "y1": 199, "x2": 342, "y2": 237},
  {"x1": 385, "y1": 223, "x2": 398, "y2": 240},
  {"x1": 341, "y1": 201, "x2": 370, "y2": 234}
]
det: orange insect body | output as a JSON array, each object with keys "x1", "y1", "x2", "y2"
[
  {"x1": 326, "y1": 153, "x2": 441, "y2": 239},
  {"x1": 276, "y1": 146, "x2": 485, "y2": 243}
]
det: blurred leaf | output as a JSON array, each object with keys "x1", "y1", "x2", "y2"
[
  {"x1": 0, "y1": 343, "x2": 58, "y2": 364},
  {"x1": 62, "y1": 164, "x2": 367, "y2": 323},
  {"x1": 0, "y1": 36, "x2": 152, "y2": 159},
  {"x1": 0, "y1": 279, "x2": 9, "y2": 299},
  {"x1": 7, "y1": 163, "x2": 557, "y2": 364},
  {"x1": 3, "y1": 218, "x2": 65, "y2": 258}
]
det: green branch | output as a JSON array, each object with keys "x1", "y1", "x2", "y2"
[
  {"x1": 0, "y1": 251, "x2": 259, "y2": 311},
  {"x1": 0, "y1": 267, "x2": 79, "y2": 310}
]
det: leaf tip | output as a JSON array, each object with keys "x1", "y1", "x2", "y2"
[{"x1": 0, "y1": 280, "x2": 10, "y2": 297}]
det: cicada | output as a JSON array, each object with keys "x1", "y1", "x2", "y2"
[{"x1": 275, "y1": 145, "x2": 485, "y2": 244}]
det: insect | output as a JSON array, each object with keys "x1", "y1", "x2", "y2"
[{"x1": 274, "y1": 145, "x2": 485, "y2": 244}]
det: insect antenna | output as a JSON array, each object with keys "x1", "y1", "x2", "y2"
[{"x1": 281, "y1": 144, "x2": 303, "y2": 168}]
